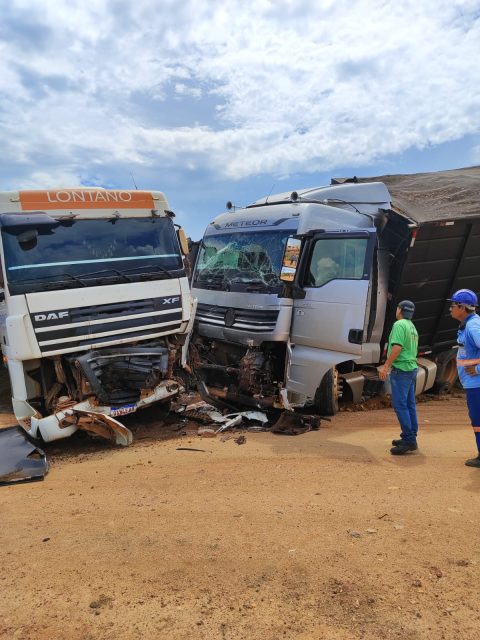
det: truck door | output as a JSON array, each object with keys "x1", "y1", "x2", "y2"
[{"x1": 287, "y1": 231, "x2": 376, "y2": 395}]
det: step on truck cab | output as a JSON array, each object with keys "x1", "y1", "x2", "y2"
[
  {"x1": 0, "y1": 188, "x2": 196, "y2": 445},
  {"x1": 191, "y1": 167, "x2": 480, "y2": 414}
]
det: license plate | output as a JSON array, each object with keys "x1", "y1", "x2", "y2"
[{"x1": 110, "y1": 404, "x2": 136, "y2": 417}]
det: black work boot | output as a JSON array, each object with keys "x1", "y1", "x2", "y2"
[
  {"x1": 465, "y1": 455, "x2": 480, "y2": 468},
  {"x1": 392, "y1": 439, "x2": 418, "y2": 449},
  {"x1": 390, "y1": 442, "x2": 417, "y2": 455}
]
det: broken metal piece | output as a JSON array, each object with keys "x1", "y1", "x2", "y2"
[
  {"x1": 0, "y1": 426, "x2": 48, "y2": 486},
  {"x1": 215, "y1": 414, "x2": 243, "y2": 433},
  {"x1": 215, "y1": 410, "x2": 269, "y2": 433}
]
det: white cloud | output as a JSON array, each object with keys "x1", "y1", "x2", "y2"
[{"x1": 0, "y1": 0, "x2": 479, "y2": 187}]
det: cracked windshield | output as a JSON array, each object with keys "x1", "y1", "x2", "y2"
[{"x1": 194, "y1": 230, "x2": 295, "y2": 291}]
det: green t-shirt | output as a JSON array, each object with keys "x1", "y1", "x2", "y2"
[{"x1": 387, "y1": 319, "x2": 418, "y2": 371}]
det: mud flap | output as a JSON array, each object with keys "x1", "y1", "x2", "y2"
[{"x1": 75, "y1": 410, "x2": 133, "y2": 446}]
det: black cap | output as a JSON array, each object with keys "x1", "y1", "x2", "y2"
[{"x1": 398, "y1": 300, "x2": 415, "y2": 319}]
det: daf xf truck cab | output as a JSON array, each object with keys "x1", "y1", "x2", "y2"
[{"x1": 0, "y1": 188, "x2": 196, "y2": 445}]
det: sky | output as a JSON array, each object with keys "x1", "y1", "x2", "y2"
[{"x1": 1, "y1": 0, "x2": 479, "y2": 240}]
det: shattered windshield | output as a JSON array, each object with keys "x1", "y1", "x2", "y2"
[
  {"x1": 2, "y1": 217, "x2": 183, "y2": 295},
  {"x1": 193, "y1": 230, "x2": 295, "y2": 292}
]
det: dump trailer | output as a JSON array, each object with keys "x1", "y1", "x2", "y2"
[
  {"x1": 0, "y1": 188, "x2": 196, "y2": 444},
  {"x1": 191, "y1": 167, "x2": 480, "y2": 414}
]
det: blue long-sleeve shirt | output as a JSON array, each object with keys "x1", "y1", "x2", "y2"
[{"x1": 457, "y1": 313, "x2": 480, "y2": 389}]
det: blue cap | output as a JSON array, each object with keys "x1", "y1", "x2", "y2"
[
  {"x1": 398, "y1": 300, "x2": 415, "y2": 319},
  {"x1": 447, "y1": 289, "x2": 478, "y2": 307}
]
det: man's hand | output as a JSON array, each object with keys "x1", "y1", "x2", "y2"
[
  {"x1": 379, "y1": 365, "x2": 390, "y2": 381},
  {"x1": 464, "y1": 365, "x2": 478, "y2": 376}
]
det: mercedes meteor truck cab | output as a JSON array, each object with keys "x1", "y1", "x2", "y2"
[
  {"x1": 0, "y1": 188, "x2": 196, "y2": 445},
  {"x1": 191, "y1": 168, "x2": 480, "y2": 414}
]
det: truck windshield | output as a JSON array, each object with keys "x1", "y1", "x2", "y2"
[
  {"x1": 2, "y1": 217, "x2": 183, "y2": 295},
  {"x1": 193, "y1": 230, "x2": 294, "y2": 292}
]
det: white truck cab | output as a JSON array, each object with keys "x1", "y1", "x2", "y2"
[
  {"x1": 0, "y1": 188, "x2": 195, "y2": 445},
  {"x1": 192, "y1": 169, "x2": 480, "y2": 413}
]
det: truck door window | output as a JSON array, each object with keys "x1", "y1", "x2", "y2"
[{"x1": 306, "y1": 237, "x2": 368, "y2": 287}]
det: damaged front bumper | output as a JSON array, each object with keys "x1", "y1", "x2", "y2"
[{"x1": 13, "y1": 378, "x2": 182, "y2": 446}]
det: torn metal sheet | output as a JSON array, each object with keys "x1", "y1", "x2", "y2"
[
  {"x1": 175, "y1": 400, "x2": 217, "y2": 413},
  {"x1": 0, "y1": 426, "x2": 48, "y2": 486},
  {"x1": 217, "y1": 411, "x2": 268, "y2": 433},
  {"x1": 215, "y1": 415, "x2": 243, "y2": 433},
  {"x1": 175, "y1": 400, "x2": 227, "y2": 425},
  {"x1": 236, "y1": 411, "x2": 269, "y2": 424},
  {"x1": 215, "y1": 411, "x2": 268, "y2": 433}
]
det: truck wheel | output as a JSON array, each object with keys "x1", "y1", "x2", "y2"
[
  {"x1": 433, "y1": 349, "x2": 458, "y2": 394},
  {"x1": 314, "y1": 368, "x2": 339, "y2": 415}
]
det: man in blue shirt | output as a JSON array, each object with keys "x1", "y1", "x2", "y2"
[{"x1": 448, "y1": 289, "x2": 480, "y2": 467}]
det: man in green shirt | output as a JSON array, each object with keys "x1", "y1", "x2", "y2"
[{"x1": 379, "y1": 300, "x2": 419, "y2": 455}]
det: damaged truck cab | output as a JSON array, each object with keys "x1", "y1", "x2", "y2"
[
  {"x1": 0, "y1": 189, "x2": 196, "y2": 445},
  {"x1": 191, "y1": 169, "x2": 480, "y2": 414}
]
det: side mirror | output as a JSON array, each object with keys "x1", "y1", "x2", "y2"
[
  {"x1": 177, "y1": 228, "x2": 189, "y2": 255},
  {"x1": 279, "y1": 237, "x2": 301, "y2": 282}
]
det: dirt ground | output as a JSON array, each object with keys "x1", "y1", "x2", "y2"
[{"x1": 1, "y1": 392, "x2": 479, "y2": 640}]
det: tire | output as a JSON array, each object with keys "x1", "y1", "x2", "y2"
[
  {"x1": 314, "y1": 368, "x2": 339, "y2": 415},
  {"x1": 432, "y1": 349, "x2": 458, "y2": 394}
]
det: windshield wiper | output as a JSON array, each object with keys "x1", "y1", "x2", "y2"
[
  {"x1": 246, "y1": 281, "x2": 279, "y2": 292},
  {"x1": 44, "y1": 273, "x2": 90, "y2": 289},
  {"x1": 194, "y1": 272, "x2": 229, "y2": 290},
  {"x1": 122, "y1": 264, "x2": 173, "y2": 279},
  {"x1": 75, "y1": 268, "x2": 132, "y2": 283},
  {"x1": 228, "y1": 275, "x2": 279, "y2": 292},
  {"x1": 17, "y1": 273, "x2": 88, "y2": 288}
]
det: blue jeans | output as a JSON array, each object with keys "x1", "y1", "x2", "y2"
[
  {"x1": 465, "y1": 387, "x2": 480, "y2": 452},
  {"x1": 390, "y1": 368, "x2": 418, "y2": 444}
]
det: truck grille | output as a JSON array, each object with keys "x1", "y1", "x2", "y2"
[
  {"x1": 73, "y1": 347, "x2": 170, "y2": 406},
  {"x1": 30, "y1": 296, "x2": 183, "y2": 355},
  {"x1": 195, "y1": 303, "x2": 279, "y2": 332}
]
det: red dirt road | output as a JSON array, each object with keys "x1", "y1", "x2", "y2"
[{"x1": 1, "y1": 395, "x2": 479, "y2": 639}]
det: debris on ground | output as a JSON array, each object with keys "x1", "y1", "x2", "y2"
[
  {"x1": 348, "y1": 530, "x2": 362, "y2": 538},
  {"x1": 175, "y1": 393, "x2": 321, "y2": 439},
  {"x1": 234, "y1": 435, "x2": 247, "y2": 445},
  {"x1": 0, "y1": 426, "x2": 49, "y2": 486},
  {"x1": 270, "y1": 412, "x2": 321, "y2": 436},
  {"x1": 198, "y1": 428, "x2": 217, "y2": 438},
  {"x1": 215, "y1": 414, "x2": 243, "y2": 433},
  {"x1": 175, "y1": 397, "x2": 271, "y2": 435}
]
